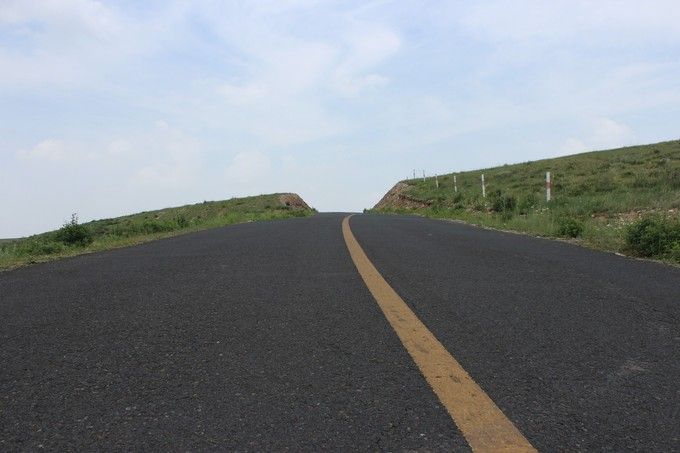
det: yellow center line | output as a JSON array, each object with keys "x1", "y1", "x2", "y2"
[{"x1": 342, "y1": 215, "x2": 536, "y2": 453}]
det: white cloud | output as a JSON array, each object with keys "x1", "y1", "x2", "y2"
[
  {"x1": 346, "y1": 25, "x2": 401, "y2": 65},
  {"x1": 265, "y1": 42, "x2": 338, "y2": 95},
  {"x1": 591, "y1": 118, "x2": 634, "y2": 149},
  {"x1": 218, "y1": 82, "x2": 268, "y2": 104},
  {"x1": 0, "y1": 0, "x2": 120, "y2": 36},
  {"x1": 224, "y1": 151, "x2": 272, "y2": 185},
  {"x1": 0, "y1": 0, "x2": 174, "y2": 89},
  {"x1": 107, "y1": 139, "x2": 132, "y2": 156},
  {"x1": 332, "y1": 25, "x2": 401, "y2": 95},
  {"x1": 560, "y1": 138, "x2": 588, "y2": 155},
  {"x1": 459, "y1": 0, "x2": 680, "y2": 42},
  {"x1": 561, "y1": 118, "x2": 634, "y2": 154},
  {"x1": 130, "y1": 122, "x2": 203, "y2": 188},
  {"x1": 17, "y1": 138, "x2": 96, "y2": 163},
  {"x1": 17, "y1": 139, "x2": 68, "y2": 161}
]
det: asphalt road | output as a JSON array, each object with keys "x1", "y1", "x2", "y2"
[{"x1": 1, "y1": 213, "x2": 679, "y2": 451}]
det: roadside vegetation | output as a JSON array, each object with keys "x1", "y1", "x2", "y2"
[
  {"x1": 0, "y1": 194, "x2": 314, "y2": 271},
  {"x1": 372, "y1": 140, "x2": 680, "y2": 265}
]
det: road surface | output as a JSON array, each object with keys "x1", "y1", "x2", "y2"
[{"x1": 1, "y1": 213, "x2": 679, "y2": 451}]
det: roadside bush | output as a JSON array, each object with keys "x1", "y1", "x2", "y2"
[
  {"x1": 564, "y1": 181, "x2": 586, "y2": 196},
  {"x1": 471, "y1": 199, "x2": 486, "y2": 212},
  {"x1": 591, "y1": 174, "x2": 616, "y2": 193},
  {"x1": 518, "y1": 193, "x2": 538, "y2": 215},
  {"x1": 556, "y1": 217, "x2": 584, "y2": 238},
  {"x1": 175, "y1": 215, "x2": 189, "y2": 228},
  {"x1": 289, "y1": 209, "x2": 310, "y2": 218},
  {"x1": 668, "y1": 242, "x2": 680, "y2": 263},
  {"x1": 630, "y1": 173, "x2": 656, "y2": 188},
  {"x1": 500, "y1": 210, "x2": 514, "y2": 222},
  {"x1": 666, "y1": 168, "x2": 680, "y2": 189},
  {"x1": 490, "y1": 190, "x2": 517, "y2": 214},
  {"x1": 626, "y1": 217, "x2": 680, "y2": 258},
  {"x1": 140, "y1": 220, "x2": 178, "y2": 234},
  {"x1": 17, "y1": 238, "x2": 65, "y2": 256},
  {"x1": 55, "y1": 214, "x2": 93, "y2": 246},
  {"x1": 107, "y1": 221, "x2": 138, "y2": 237},
  {"x1": 140, "y1": 221, "x2": 162, "y2": 234}
]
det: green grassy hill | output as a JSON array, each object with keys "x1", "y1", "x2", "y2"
[
  {"x1": 372, "y1": 140, "x2": 680, "y2": 264},
  {"x1": 1, "y1": 193, "x2": 314, "y2": 271}
]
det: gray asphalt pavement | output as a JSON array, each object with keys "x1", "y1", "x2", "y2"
[{"x1": 1, "y1": 213, "x2": 679, "y2": 451}]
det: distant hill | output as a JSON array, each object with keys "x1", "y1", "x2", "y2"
[
  {"x1": 1, "y1": 193, "x2": 314, "y2": 271},
  {"x1": 372, "y1": 140, "x2": 680, "y2": 264}
]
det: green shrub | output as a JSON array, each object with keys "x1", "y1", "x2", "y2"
[
  {"x1": 490, "y1": 196, "x2": 503, "y2": 213},
  {"x1": 626, "y1": 217, "x2": 680, "y2": 258},
  {"x1": 631, "y1": 173, "x2": 656, "y2": 188},
  {"x1": 668, "y1": 241, "x2": 680, "y2": 263},
  {"x1": 556, "y1": 217, "x2": 584, "y2": 238},
  {"x1": 490, "y1": 190, "x2": 517, "y2": 214},
  {"x1": 176, "y1": 215, "x2": 189, "y2": 228},
  {"x1": 666, "y1": 168, "x2": 680, "y2": 189},
  {"x1": 55, "y1": 214, "x2": 93, "y2": 246},
  {"x1": 141, "y1": 221, "x2": 162, "y2": 233},
  {"x1": 518, "y1": 193, "x2": 538, "y2": 215},
  {"x1": 140, "y1": 220, "x2": 178, "y2": 234},
  {"x1": 500, "y1": 210, "x2": 514, "y2": 222},
  {"x1": 471, "y1": 199, "x2": 486, "y2": 212},
  {"x1": 17, "y1": 238, "x2": 65, "y2": 256},
  {"x1": 591, "y1": 174, "x2": 616, "y2": 192},
  {"x1": 289, "y1": 209, "x2": 310, "y2": 218}
]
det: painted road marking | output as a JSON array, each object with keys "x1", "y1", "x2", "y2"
[{"x1": 342, "y1": 215, "x2": 536, "y2": 453}]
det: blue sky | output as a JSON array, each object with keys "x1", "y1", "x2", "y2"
[{"x1": 1, "y1": 0, "x2": 679, "y2": 236}]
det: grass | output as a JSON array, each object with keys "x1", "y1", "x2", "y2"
[
  {"x1": 0, "y1": 193, "x2": 315, "y2": 271},
  {"x1": 371, "y1": 139, "x2": 680, "y2": 265}
]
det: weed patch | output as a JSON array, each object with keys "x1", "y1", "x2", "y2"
[
  {"x1": 626, "y1": 217, "x2": 680, "y2": 259},
  {"x1": 556, "y1": 217, "x2": 584, "y2": 238},
  {"x1": 55, "y1": 214, "x2": 93, "y2": 246}
]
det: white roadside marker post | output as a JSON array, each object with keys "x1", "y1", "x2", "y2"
[
  {"x1": 435, "y1": 174, "x2": 439, "y2": 188},
  {"x1": 481, "y1": 173, "x2": 486, "y2": 198},
  {"x1": 422, "y1": 170, "x2": 426, "y2": 182},
  {"x1": 454, "y1": 175, "x2": 458, "y2": 193},
  {"x1": 546, "y1": 171, "x2": 552, "y2": 202}
]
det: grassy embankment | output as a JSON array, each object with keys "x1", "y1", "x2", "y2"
[
  {"x1": 372, "y1": 140, "x2": 680, "y2": 264},
  {"x1": 0, "y1": 193, "x2": 314, "y2": 271}
]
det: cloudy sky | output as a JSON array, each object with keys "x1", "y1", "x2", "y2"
[{"x1": 1, "y1": 0, "x2": 679, "y2": 237}]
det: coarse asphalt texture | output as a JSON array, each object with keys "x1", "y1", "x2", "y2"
[{"x1": 1, "y1": 213, "x2": 679, "y2": 451}]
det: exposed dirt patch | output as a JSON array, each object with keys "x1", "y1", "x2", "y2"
[
  {"x1": 278, "y1": 193, "x2": 311, "y2": 210},
  {"x1": 591, "y1": 208, "x2": 679, "y2": 226},
  {"x1": 373, "y1": 182, "x2": 430, "y2": 210}
]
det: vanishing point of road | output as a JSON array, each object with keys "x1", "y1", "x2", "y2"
[{"x1": 1, "y1": 213, "x2": 679, "y2": 451}]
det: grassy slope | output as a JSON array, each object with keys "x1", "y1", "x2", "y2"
[
  {"x1": 372, "y1": 140, "x2": 680, "y2": 262},
  {"x1": 0, "y1": 193, "x2": 314, "y2": 271}
]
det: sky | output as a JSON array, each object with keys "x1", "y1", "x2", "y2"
[{"x1": 1, "y1": 0, "x2": 680, "y2": 237}]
